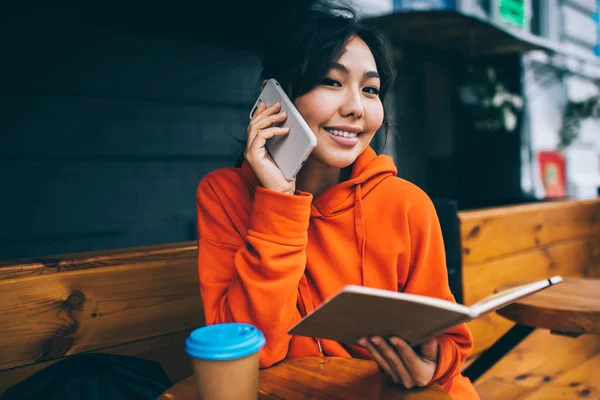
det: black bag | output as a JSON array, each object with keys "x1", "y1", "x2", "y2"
[{"x1": 2, "y1": 354, "x2": 172, "y2": 400}]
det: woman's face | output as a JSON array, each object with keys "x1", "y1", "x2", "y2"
[{"x1": 294, "y1": 35, "x2": 384, "y2": 169}]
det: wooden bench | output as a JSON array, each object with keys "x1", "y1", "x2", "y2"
[
  {"x1": 457, "y1": 198, "x2": 600, "y2": 356},
  {"x1": 0, "y1": 242, "x2": 203, "y2": 395},
  {"x1": 1, "y1": 198, "x2": 598, "y2": 396}
]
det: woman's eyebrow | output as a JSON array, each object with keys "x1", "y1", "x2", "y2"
[
  {"x1": 330, "y1": 62, "x2": 380, "y2": 80},
  {"x1": 330, "y1": 62, "x2": 349, "y2": 74}
]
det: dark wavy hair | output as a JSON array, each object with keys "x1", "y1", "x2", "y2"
[
  {"x1": 237, "y1": 2, "x2": 396, "y2": 166},
  {"x1": 261, "y1": 2, "x2": 395, "y2": 131}
]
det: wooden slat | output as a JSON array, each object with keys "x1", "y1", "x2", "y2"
[
  {"x1": 497, "y1": 278, "x2": 600, "y2": 335},
  {"x1": 474, "y1": 329, "x2": 600, "y2": 399},
  {"x1": 0, "y1": 258, "x2": 203, "y2": 371},
  {"x1": 459, "y1": 199, "x2": 600, "y2": 355},
  {"x1": 0, "y1": 329, "x2": 194, "y2": 396},
  {"x1": 462, "y1": 231, "x2": 600, "y2": 354},
  {"x1": 520, "y1": 353, "x2": 600, "y2": 400},
  {"x1": 476, "y1": 379, "x2": 536, "y2": 400},
  {"x1": 467, "y1": 315, "x2": 514, "y2": 356},
  {"x1": 462, "y1": 233, "x2": 600, "y2": 305},
  {"x1": 0, "y1": 241, "x2": 197, "y2": 280},
  {"x1": 478, "y1": 330, "x2": 600, "y2": 384},
  {"x1": 459, "y1": 199, "x2": 600, "y2": 265}
]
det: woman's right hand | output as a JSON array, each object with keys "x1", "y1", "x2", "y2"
[{"x1": 245, "y1": 101, "x2": 296, "y2": 195}]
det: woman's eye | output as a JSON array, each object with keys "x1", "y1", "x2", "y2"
[
  {"x1": 322, "y1": 78, "x2": 341, "y2": 87},
  {"x1": 363, "y1": 86, "x2": 380, "y2": 95}
]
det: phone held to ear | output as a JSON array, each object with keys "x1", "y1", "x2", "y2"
[{"x1": 249, "y1": 79, "x2": 317, "y2": 181}]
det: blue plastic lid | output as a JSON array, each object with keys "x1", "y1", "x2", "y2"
[{"x1": 185, "y1": 323, "x2": 266, "y2": 361}]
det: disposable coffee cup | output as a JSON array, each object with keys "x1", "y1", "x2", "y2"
[{"x1": 185, "y1": 323, "x2": 266, "y2": 400}]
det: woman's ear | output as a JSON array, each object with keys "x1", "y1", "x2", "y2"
[{"x1": 261, "y1": 80, "x2": 268, "y2": 90}]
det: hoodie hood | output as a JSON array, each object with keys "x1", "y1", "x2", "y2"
[
  {"x1": 242, "y1": 146, "x2": 397, "y2": 290},
  {"x1": 309, "y1": 147, "x2": 397, "y2": 217},
  {"x1": 240, "y1": 146, "x2": 397, "y2": 217}
]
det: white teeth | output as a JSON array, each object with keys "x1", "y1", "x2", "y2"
[{"x1": 327, "y1": 129, "x2": 358, "y2": 138}]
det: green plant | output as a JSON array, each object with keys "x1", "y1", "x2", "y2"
[
  {"x1": 459, "y1": 66, "x2": 523, "y2": 132},
  {"x1": 559, "y1": 95, "x2": 600, "y2": 149}
]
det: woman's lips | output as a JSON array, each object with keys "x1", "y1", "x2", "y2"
[{"x1": 325, "y1": 128, "x2": 360, "y2": 147}]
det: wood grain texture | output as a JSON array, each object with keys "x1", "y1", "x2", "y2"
[
  {"x1": 519, "y1": 353, "x2": 600, "y2": 400},
  {"x1": 458, "y1": 199, "x2": 600, "y2": 355},
  {"x1": 0, "y1": 241, "x2": 197, "y2": 280},
  {"x1": 475, "y1": 378, "x2": 536, "y2": 400},
  {"x1": 496, "y1": 278, "x2": 600, "y2": 334},
  {"x1": 158, "y1": 357, "x2": 451, "y2": 400},
  {"x1": 463, "y1": 234, "x2": 599, "y2": 354},
  {"x1": 474, "y1": 329, "x2": 600, "y2": 400},
  {"x1": 0, "y1": 257, "x2": 203, "y2": 371},
  {"x1": 462, "y1": 233, "x2": 600, "y2": 305},
  {"x1": 0, "y1": 329, "x2": 194, "y2": 396},
  {"x1": 458, "y1": 199, "x2": 600, "y2": 265},
  {"x1": 467, "y1": 315, "x2": 514, "y2": 356}
]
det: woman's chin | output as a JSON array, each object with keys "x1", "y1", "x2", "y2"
[{"x1": 314, "y1": 152, "x2": 360, "y2": 169}]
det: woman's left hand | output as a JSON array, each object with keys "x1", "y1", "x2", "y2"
[{"x1": 358, "y1": 336, "x2": 438, "y2": 389}]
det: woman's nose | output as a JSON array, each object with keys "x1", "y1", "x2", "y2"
[{"x1": 340, "y1": 89, "x2": 364, "y2": 119}]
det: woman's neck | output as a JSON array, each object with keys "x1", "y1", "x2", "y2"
[{"x1": 296, "y1": 157, "x2": 349, "y2": 198}]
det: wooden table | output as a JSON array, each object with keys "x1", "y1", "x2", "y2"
[
  {"x1": 463, "y1": 278, "x2": 600, "y2": 382},
  {"x1": 157, "y1": 357, "x2": 451, "y2": 400},
  {"x1": 496, "y1": 278, "x2": 600, "y2": 335}
]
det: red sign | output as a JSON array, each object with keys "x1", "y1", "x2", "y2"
[{"x1": 538, "y1": 151, "x2": 566, "y2": 198}]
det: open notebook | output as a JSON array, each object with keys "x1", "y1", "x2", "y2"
[{"x1": 289, "y1": 276, "x2": 563, "y2": 346}]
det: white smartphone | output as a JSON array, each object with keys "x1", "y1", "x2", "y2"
[{"x1": 249, "y1": 79, "x2": 317, "y2": 181}]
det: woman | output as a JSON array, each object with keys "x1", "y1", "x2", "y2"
[{"x1": 196, "y1": 3, "x2": 479, "y2": 398}]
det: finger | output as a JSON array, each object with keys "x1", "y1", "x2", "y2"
[
  {"x1": 370, "y1": 337, "x2": 413, "y2": 387},
  {"x1": 419, "y1": 338, "x2": 439, "y2": 362},
  {"x1": 390, "y1": 337, "x2": 432, "y2": 387},
  {"x1": 250, "y1": 101, "x2": 267, "y2": 119},
  {"x1": 247, "y1": 104, "x2": 264, "y2": 152},
  {"x1": 247, "y1": 111, "x2": 287, "y2": 149},
  {"x1": 246, "y1": 127, "x2": 290, "y2": 159},
  {"x1": 360, "y1": 338, "x2": 400, "y2": 384},
  {"x1": 247, "y1": 101, "x2": 274, "y2": 145},
  {"x1": 251, "y1": 101, "x2": 282, "y2": 126},
  {"x1": 252, "y1": 111, "x2": 288, "y2": 132}
]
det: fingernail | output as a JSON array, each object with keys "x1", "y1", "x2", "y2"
[
  {"x1": 358, "y1": 338, "x2": 366, "y2": 346},
  {"x1": 371, "y1": 337, "x2": 381, "y2": 345}
]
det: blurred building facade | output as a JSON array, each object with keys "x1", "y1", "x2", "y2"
[{"x1": 352, "y1": 0, "x2": 600, "y2": 202}]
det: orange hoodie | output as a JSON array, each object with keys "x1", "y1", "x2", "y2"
[{"x1": 196, "y1": 147, "x2": 479, "y2": 399}]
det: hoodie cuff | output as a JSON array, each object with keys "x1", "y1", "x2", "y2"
[
  {"x1": 249, "y1": 186, "x2": 312, "y2": 244},
  {"x1": 430, "y1": 334, "x2": 458, "y2": 384}
]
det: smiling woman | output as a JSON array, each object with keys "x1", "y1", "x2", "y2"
[
  {"x1": 293, "y1": 37, "x2": 385, "y2": 174},
  {"x1": 195, "y1": 2, "x2": 480, "y2": 399}
]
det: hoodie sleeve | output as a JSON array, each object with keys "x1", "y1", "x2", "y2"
[
  {"x1": 196, "y1": 178, "x2": 312, "y2": 367},
  {"x1": 402, "y1": 194, "x2": 473, "y2": 389}
]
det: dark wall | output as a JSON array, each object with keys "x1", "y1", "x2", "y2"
[
  {"x1": 1, "y1": 6, "x2": 262, "y2": 260},
  {"x1": 0, "y1": 2, "x2": 433, "y2": 261}
]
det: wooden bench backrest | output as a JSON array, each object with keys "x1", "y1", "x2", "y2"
[
  {"x1": 0, "y1": 241, "x2": 203, "y2": 395},
  {"x1": 458, "y1": 198, "x2": 600, "y2": 354}
]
